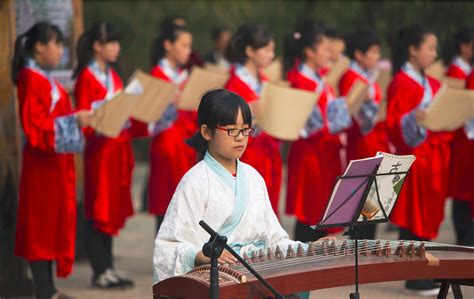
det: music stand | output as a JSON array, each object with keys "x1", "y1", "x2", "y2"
[{"x1": 313, "y1": 155, "x2": 411, "y2": 299}]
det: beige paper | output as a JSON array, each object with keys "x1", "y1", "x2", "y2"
[
  {"x1": 346, "y1": 80, "x2": 369, "y2": 115},
  {"x1": 178, "y1": 66, "x2": 230, "y2": 111},
  {"x1": 440, "y1": 76, "x2": 465, "y2": 89},
  {"x1": 128, "y1": 69, "x2": 177, "y2": 123},
  {"x1": 90, "y1": 79, "x2": 142, "y2": 138},
  {"x1": 425, "y1": 60, "x2": 446, "y2": 80},
  {"x1": 256, "y1": 82, "x2": 319, "y2": 141},
  {"x1": 263, "y1": 58, "x2": 283, "y2": 82},
  {"x1": 376, "y1": 67, "x2": 392, "y2": 99},
  {"x1": 377, "y1": 99, "x2": 387, "y2": 122},
  {"x1": 422, "y1": 85, "x2": 474, "y2": 131},
  {"x1": 325, "y1": 56, "x2": 350, "y2": 91}
]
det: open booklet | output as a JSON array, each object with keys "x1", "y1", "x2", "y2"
[
  {"x1": 90, "y1": 78, "x2": 143, "y2": 138},
  {"x1": 422, "y1": 84, "x2": 474, "y2": 131},
  {"x1": 314, "y1": 152, "x2": 415, "y2": 228},
  {"x1": 256, "y1": 82, "x2": 319, "y2": 141},
  {"x1": 345, "y1": 79, "x2": 369, "y2": 115},
  {"x1": 178, "y1": 66, "x2": 230, "y2": 111},
  {"x1": 324, "y1": 56, "x2": 350, "y2": 91},
  {"x1": 128, "y1": 70, "x2": 178, "y2": 123}
]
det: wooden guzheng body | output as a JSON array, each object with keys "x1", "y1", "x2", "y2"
[{"x1": 153, "y1": 240, "x2": 474, "y2": 298}]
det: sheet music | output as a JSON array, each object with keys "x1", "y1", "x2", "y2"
[{"x1": 357, "y1": 152, "x2": 416, "y2": 222}]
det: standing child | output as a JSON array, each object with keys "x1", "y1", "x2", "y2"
[
  {"x1": 338, "y1": 29, "x2": 390, "y2": 239},
  {"x1": 13, "y1": 22, "x2": 91, "y2": 299},
  {"x1": 148, "y1": 23, "x2": 197, "y2": 232},
  {"x1": 74, "y1": 21, "x2": 142, "y2": 289},
  {"x1": 224, "y1": 24, "x2": 282, "y2": 215},
  {"x1": 284, "y1": 25, "x2": 352, "y2": 242},
  {"x1": 387, "y1": 24, "x2": 450, "y2": 295},
  {"x1": 444, "y1": 27, "x2": 474, "y2": 246}
]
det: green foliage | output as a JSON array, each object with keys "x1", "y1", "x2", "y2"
[{"x1": 84, "y1": 1, "x2": 474, "y2": 78}]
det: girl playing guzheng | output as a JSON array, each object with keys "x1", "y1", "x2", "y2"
[{"x1": 153, "y1": 89, "x2": 334, "y2": 296}]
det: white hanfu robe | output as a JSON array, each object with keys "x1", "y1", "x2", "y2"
[{"x1": 153, "y1": 155, "x2": 301, "y2": 283}]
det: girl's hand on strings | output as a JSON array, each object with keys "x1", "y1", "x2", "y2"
[{"x1": 218, "y1": 250, "x2": 238, "y2": 265}]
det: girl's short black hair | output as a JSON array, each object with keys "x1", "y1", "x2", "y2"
[
  {"x1": 390, "y1": 24, "x2": 435, "y2": 74},
  {"x1": 187, "y1": 89, "x2": 252, "y2": 157},
  {"x1": 346, "y1": 29, "x2": 382, "y2": 60},
  {"x1": 11, "y1": 22, "x2": 64, "y2": 84},
  {"x1": 226, "y1": 23, "x2": 274, "y2": 64},
  {"x1": 73, "y1": 21, "x2": 121, "y2": 78}
]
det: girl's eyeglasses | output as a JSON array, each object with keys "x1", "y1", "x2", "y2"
[{"x1": 216, "y1": 127, "x2": 254, "y2": 137}]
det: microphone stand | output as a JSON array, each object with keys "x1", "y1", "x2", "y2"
[{"x1": 199, "y1": 220, "x2": 284, "y2": 299}]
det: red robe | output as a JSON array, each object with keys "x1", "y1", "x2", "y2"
[
  {"x1": 75, "y1": 67, "x2": 145, "y2": 235},
  {"x1": 339, "y1": 68, "x2": 390, "y2": 162},
  {"x1": 446, "y1": 64, "x2": 474, "y2": 213},
  {"x1": 15, "y1": 68, "x2": 77, "y2": 277},
  {"x1": 387, "y1": 71, "x2": 451, "y2": 239},
  {"x1": 149, "y1": 66, "x2": 197, "y2": 215},
  {"x1": 285, "y1": 67, "x2": 343, "y2": 225},
  {"x1": 449, "y1": 72, "x2": 474, "y2": 216},
  {"x1": 224, "y1": 69, "x2": 282, "y2": 214}
]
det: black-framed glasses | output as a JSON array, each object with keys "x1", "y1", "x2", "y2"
[{"x1": 216, "y1": 126, "x2": 254, "y2": 137}]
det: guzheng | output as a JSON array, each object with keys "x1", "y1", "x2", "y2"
[{"x1": 153, "y1": 239, "x2": 474, "y2": 298}]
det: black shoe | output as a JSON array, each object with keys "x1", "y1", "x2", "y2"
[
  {"x1": 405, "y1": 279, "x2": 440, "y2": 296},
  {"x1": 92, "y1": 269, "x2": 125, "y2": 289},
  {"x1": 108, "y1": 268, "x2": 135, "y2": 289}
]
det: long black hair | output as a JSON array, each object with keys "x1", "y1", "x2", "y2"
[
  {"x1": 283, "y1": 22, "x2": 326, "y2": 72},
  {"x1": 186, "y1": 89, "x2": 252, "y2": 158},
  {"x1": 442, "y1": 26, "x2": 474, "y2": 66},
  {"x1": 149, "y1": 23, "x2": 190, "y2": 67},
  {"x1": 72, "y1": 21, "x2": 121, "y2": 78},
  {"x1": 346, "y1": 29, "x2": 381, "y2": 60},
  {"x1": 11, "y1": 22, "x2": 64, "y2": 84},
  {"x1": 226, "y1": 23, "x2": 274, "y2": 64},
  {"x1": 390, "y1": 24, "x2": 435, "y2": 74}
]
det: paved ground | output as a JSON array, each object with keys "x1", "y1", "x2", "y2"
[{"x1": 51, "y1": 163, "x2": 473, "y2": 299}]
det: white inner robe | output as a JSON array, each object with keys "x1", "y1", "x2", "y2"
[{"x1": 153, "y1": 160, "x2": 300, "y2": 283}]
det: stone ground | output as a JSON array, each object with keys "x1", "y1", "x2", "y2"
[{"x1": 48, "y1": 163, "x2": 473, "y2": 299}]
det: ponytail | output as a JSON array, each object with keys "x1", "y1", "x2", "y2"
[
  {"x1": 11, "y1": 22, "x2": 63, "y2": 84},
  {"x1": 226, "y1": 24, "x2": 273, "y2": 64},
  {"x1": 73, "y1": 21, "x2": 121, "y2": 78},
  {"x1": 150, "y1": 23, "x2": 190, "y2": 68},
  {"x1": 390, "y1": 24, "x2": 434, "y2": 74}
]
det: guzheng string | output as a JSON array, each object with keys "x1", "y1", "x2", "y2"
[{"x1": 230, "y1": 240, "x2": 451, "y2": 273}]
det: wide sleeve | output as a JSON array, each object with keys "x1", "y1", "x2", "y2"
[
  {"x1": 326, "y1": 96, "x2": 352, "y2": 134},
  {"x1": 153, "y1": 179, "x2": 207, "y2": 283},
  {"x1": 387, "y1": 79, "x2": 426, "y2": 149},
  {"x1": 19, "y1": 74, "x2": 83, "y2": 153}
]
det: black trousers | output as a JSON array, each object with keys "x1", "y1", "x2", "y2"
[
  {"x1": 84, "y1": 220, "x2": 113, "y2": 277},
  {"x1": 30, "y1": 260, "x2": 56, "y2": 299},
  {"x1": 452, "y1": 199, "x2": 474, "y2": 246},
  {"x1": 294, "y1": 220, "x2": 328, "y2": 242}
]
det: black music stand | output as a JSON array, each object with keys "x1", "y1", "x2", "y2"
[{"x1": 313, "y1": 157, "x2": 410, "y2": 299}]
